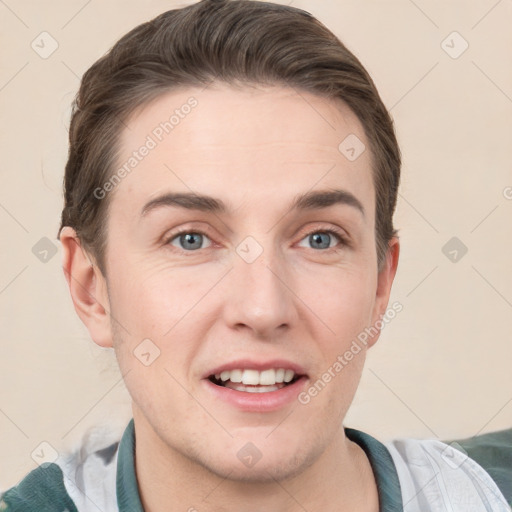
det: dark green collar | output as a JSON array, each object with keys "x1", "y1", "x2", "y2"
[
  {"x1": 117, "y1": 418, "x2": 144, "y2": 511},
  {"x1": 117, "y1": 419, "x2": 403, "y2": 511},
  {"x1": 345, "y1": 427, "x2": 403, "y2": 511}
]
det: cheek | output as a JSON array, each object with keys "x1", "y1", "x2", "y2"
[
  {"x1": 108, "y1": 258, "x2": 200, "y2": 333},
  {"x1": 297, "y1": 265, "x2": 377, "y2": 345},
  {"x1": 107, "y1": 262, "x2": 217, "y2": 377}
]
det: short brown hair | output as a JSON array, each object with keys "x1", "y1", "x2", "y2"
[{"x1": 59, "y1": 0, "x2": 400, "y2": 274}]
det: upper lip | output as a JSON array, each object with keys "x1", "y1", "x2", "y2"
[{"x1": 203, "y1": 359, "x2": 307, "y2": 379}]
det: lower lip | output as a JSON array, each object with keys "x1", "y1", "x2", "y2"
[{"x1": 202, "y1": 377, "x2": 308, "y2": 412}]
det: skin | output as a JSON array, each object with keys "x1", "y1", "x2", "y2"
[{"x1": 61, "y1": 83, "x2": 399, "y2": 512}]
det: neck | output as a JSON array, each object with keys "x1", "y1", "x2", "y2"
[{"x1": 133, "y1": 411, "x2": 379, "y2": 512}]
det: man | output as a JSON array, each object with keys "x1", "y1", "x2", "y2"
[{"x1": 1, "y1": 1, "x2": 510, "y2": 511}]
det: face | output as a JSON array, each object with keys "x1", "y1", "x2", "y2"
[{"x1": 97, "y1": 83, "x2": 396, "y2": 481}]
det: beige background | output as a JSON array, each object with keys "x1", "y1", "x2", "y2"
[{"x1": 1, "y1": 0, "x2": 511, "y2": 490}]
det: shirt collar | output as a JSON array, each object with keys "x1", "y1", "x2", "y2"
[
  {"x1": 116, "y1": 419, "x2": 403, "y2": 511},
  {"x1": 345, "y1": 427, "x2": 404, "y2": 511},
  {"x1": 116, "y1": 418, "x2": 144, "y2": 511}
]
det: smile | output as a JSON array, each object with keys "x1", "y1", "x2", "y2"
[
  {"x1": 203, "y1": 361, "x2": 308, "y2": 412},
  {"x1": 208, "y1": 368, "x2": 299, "y2": 393}
]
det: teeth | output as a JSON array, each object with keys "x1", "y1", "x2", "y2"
[
  {"x1": 230, "y1": 369, "x2": 243, "y2": 383},
  {"x1": 242, "y1": 369, "x2": 260, "y2": 385},
  {"x1": 212, "y1": 368, "x2": 297, "y2": 386},
  {"x1": 244, "y1": 385, "x2": 279, "y2": 393},
  {"x1": 259, "y1": 369, "x2": 275, "y2": 385},
  {"x1": 284, "y1": 369, "x2": 294, "y2": 383}
]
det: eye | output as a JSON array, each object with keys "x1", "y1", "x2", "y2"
[
  {"x1": 167, "y1": 230, "x2": 212, "y2": 251},
  {"x1": 297, "y1": 228, "x2": 347, "y2": 251},
  {"x1": 164, "y1": 227, "x2": 348, "y2": 253}
]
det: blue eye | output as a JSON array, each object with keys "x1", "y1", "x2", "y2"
[
  {"x1": 298, "y1": 230, "x2": 345, "y2": 251},
  {"x1": 168, "y1": 231, "x2": 212, "y2": 251},
  {"x1": 165, "y1": 227, "x2": 347, "y2": 253}
]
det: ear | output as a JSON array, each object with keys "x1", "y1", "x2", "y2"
[
  {"x1": 60, "y1": 226, "x2": 113, "y2": 348},
  {"x1": 366, "y1": 236, "x2": 400, "y2": 349}
]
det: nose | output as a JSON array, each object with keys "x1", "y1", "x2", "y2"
[{"x1": 221, "y1": 242, "x2": 298, "y2": 339}]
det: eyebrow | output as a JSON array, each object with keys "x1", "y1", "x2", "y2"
[{"x1": 141, "y1": 188, "x2": 365, "y2": 218}]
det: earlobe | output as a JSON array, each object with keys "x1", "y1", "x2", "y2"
[
  {"x1": 367, "y1": 237, "x2": 400, "y2": 348},
  {"x1": 60, "y1": 226, "x2": 113, "y2": 348}
]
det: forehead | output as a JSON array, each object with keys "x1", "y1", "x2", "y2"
[{"x1": 112, "y1": 83, "x2": 374, "y2": 220}]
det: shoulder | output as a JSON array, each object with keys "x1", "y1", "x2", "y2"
[
  {"x1": 448, "y1": 427, "x2": 512, "y2": 506},
  {"x1": 0, "y1": 423, "x2": 123, "y2": 512},
  {"x1": 384, "y1": 428, "x2": 512, "y2": 511},
  {"x1": 0, "y1": 462, "x2": 78, "y2": 512}
]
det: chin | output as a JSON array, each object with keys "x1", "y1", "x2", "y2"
[{"x1": 185, "y1": 435, "x2": 323, "y2": 484}]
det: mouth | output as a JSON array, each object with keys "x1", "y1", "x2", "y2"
[
  {"x1": 207, "y1": 368, "x2": 302, "y2": 393},
  {"x1": 202, "y1": 360, "x2": 308, "y2": 411}
]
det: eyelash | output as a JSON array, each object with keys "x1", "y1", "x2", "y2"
[
  {"x1": 300, "y1": 227, "x2": 350, "y2": 252},
  {"x1": 164, "y1": 226, "x2": 350, "y2": 254}
]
